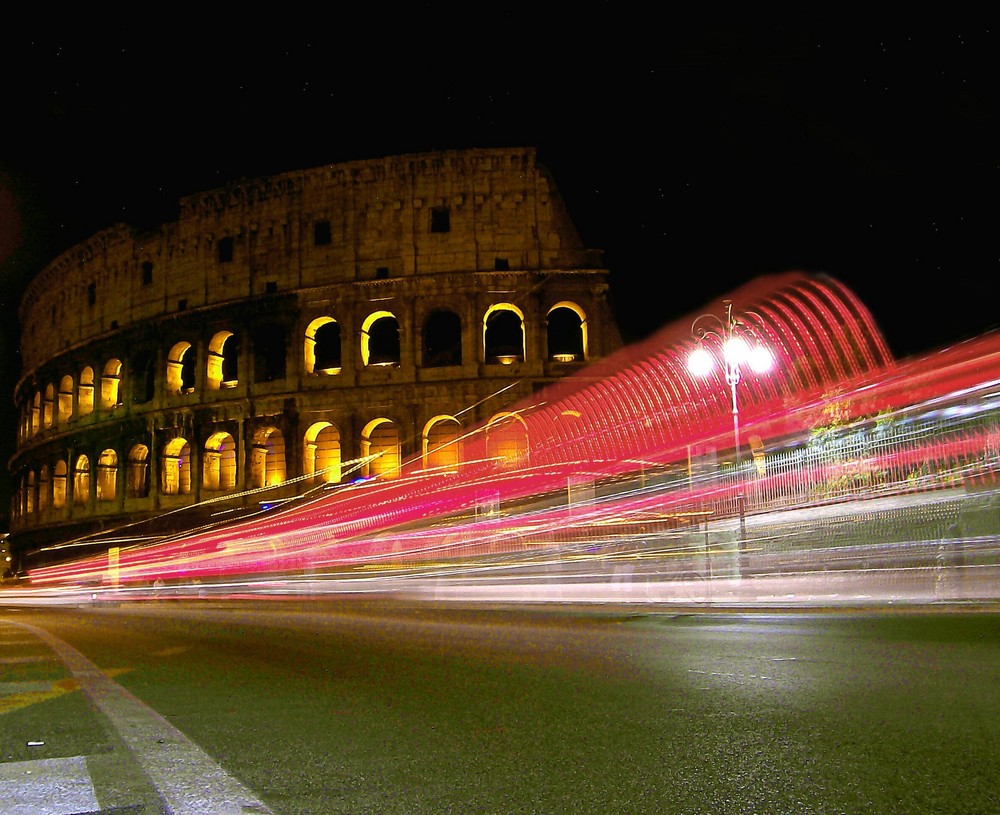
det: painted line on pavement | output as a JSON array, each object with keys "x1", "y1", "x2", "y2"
[{"x1": 6, "y1": 619, "x2": 274, "y2": 815}]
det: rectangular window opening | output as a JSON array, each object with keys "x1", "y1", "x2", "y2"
[
  {"x1": 265, "y1": 281, "x2": 278, "y2": 294},
  {"x1": 494, "y1": 257, "x2": 510, "y2": 271},
  {"x1": 375, "y1": 267, "x2": 389, "y2": 279},
  {"x1": 142, "y1": 261, "x2": 153, "y2": 285},
  {"x1": 430, "y1": 207, "x2": 450, "y2": 233},
  {"x1": 218, "y1": 236, "x2": 234, "y2": 263},
  {"x1": 314, "y1": 220, "x2": 332, "y2": 246}
]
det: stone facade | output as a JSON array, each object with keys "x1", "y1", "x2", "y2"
[{"x1": 9, "y1": 147, "x2": 622, "y2": 565}]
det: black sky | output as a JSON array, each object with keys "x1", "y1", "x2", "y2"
[{"x1": 1, "y1": 17, "x2": 997, "y2": 516}]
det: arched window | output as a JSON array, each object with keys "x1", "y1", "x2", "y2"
[
  {"x1": 546, "y1": 302, "x2": 587, "y2": 362},
  {"x1": 422, "y1": 309, "x2": 462, "y2": 368},
  {"x1": 206, "y1": 331, "x2": 239, "y2": 389},
  {"x1": 97, "y1": 449, "x2": 118, "y2": 502},
  {"x1": 31, "y1": 392, "x2": 41, "y2": 436},
  {"x1": 305, "y1": 317, "x2": 342, "y2": 374},
  {"x1": 74, "y1": 455, "x2": 91, "y2": 506},
  {"x1": 251, "y1": 427, "x2": 286, "y2": 488},
  {"x1": 483, "y1": 304, "x2": 525, "y2": 364},
  {"x1": 127, "y1": 445, "x2": 150, "y2": 498},
  {"x1": 304, "y1": 421, "x2": 341, "y2": 483},
  {"x1": 43, "y1": 383, "x2": 55, "y2": 429},
  {"x1": 485, "y1": 412, "x2": 529, "y2": 467},
  {"x1": 162, "y1": 438, "x2": 192, "y2": 495},
  {"x1": 203, "y1": 432, "x2": 237, "y2": 491},
  {"x1": 167, "y1": 342, "x2": 196, "y2": 394},
  {"x1": 78, "y1": 367, "x2": 95, "y2": 416},
  {"x1": 53, "y1": 460, "x2": 67, "y2": 509},
  {"x1": 361, "y1": 311, "x2": 400, "y2": 367},
  {"x1": 26, "y1": 470, "x2": 36, "y2": 514},
  {"x1": 423, "y1": 416, "x2": 463, "y2": 470},
  {"x1": 58, "y1": 375, "x2": 74, "y2": 423},
  {"x1": 361, "y1": 418, "x2": 400, "y2": 479},
  {"x1": 101, "y1": 359, "x2": 123, "y2": 409},
  {"x1": 38, "y1": 465, "x2": 50, "y2": 512}
]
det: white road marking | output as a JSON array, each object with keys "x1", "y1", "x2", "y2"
[
  {"x1": 0, "y1": 755, "x2": 99, "y2": 815},
  {"x1": 6, "y1": 620, "x2": 274, "y2": 815}
]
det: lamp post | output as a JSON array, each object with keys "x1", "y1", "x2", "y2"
[{"x1": 687, "y1": 300, "x2": 773, "y2": 559}]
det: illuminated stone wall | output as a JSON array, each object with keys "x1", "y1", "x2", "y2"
[{"x1": 10, "y1": 148, "x2": 622, "y2": 560}]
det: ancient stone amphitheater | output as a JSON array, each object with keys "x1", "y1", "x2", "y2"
[{"x1": 9, "y1": 147, "x2": 622, "y2": 566}]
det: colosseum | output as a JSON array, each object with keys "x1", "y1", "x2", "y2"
[{"x1": 8, "y1": 147, "x2": 623, "y2": 569}]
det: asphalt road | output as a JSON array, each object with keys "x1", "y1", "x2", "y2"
[{"x1": 2, "y1": 599, "x2": 999, "y2": 815}]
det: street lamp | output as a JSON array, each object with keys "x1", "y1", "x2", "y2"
[{"x1": 687, "y1": 299, "x2": 773, "y2": 550}]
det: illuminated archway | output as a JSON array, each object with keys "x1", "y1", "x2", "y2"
[
  {"x1": 361, "y1": 311, "x2": 400, "y2": 367},
  {"x1": 483, "y1": 304, "x2": 525, "y2": 364},
  {"x1": 304, "y1": 422, "x2": 341, "y2": 483},
  {"x1": 167, "y1": 342, "x2": 195, "y2": 394},
  {"x1": 127, "y1": 445, "x2": 150, "y2": 498},
  {"x1": 78, "y1": 367, "x2": 94, "y2": 416},
  {"x1": 58, "y1": 375, "x2": 74, "y2": 424},
  {"x1": 485, "y1": 412, "x2": 529, "y2": 466},
  {"x1": 206, "y1": 331, "x2": 238, "y2": 390},
  {"x1": 251, "y1": 427, "x2": 286, "y2": 488},
  {"x1": 97, "y1": 449, "x2": 118, "y2": 502},
  {"x1": 73, "y1": 455, "x2": 91, "y2": 506},
  {"x1": 53, "y1": 460, "x2": 67, "y2": 509},
  {"x1": 422, "y1": 416, "x2": 462, "y2": 470},
  {"x1": 305, "y1": 317, "x2": 342, "y2": 374},
  {"x1": 203, "y1": 432, "x2": 237, "y2": 491},
  {"x1": 162, "y1": 438, "x2": 191, "y2": 495},
  {"x1": 101, "y1": 359, "x2": 122, "y2": 409},
  {"x1": 546, "y1": 301, "x2": 588, "y2": 362},
  {"x1": 43, "y1": 383, "x2": 54, "y2": 429},
  {"x1": 361, "y1": 418, "x2": 400, "y2": 478}
]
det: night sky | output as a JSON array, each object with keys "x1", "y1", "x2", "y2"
[{"x1": 1, "y1": 19, "x2": 996, "y2": 517}]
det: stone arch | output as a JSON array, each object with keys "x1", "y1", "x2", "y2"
[
  {"x1": 485, "y1": 412, "x2": 529, "y2": 466},
  {"x1": 546, "y1": 301, "x2": 588, "y2": 362},
  {"x1": 101, "y1": 359, "x2": 123, "y2": 409},
  {"x1": 203, "y1": 432, "x2": 237, "y2": 491},
  {"x1": 251, "y1": 426, "x2": 286, "y2": 488},
  {"x1": 305, "y1": 317, "x2": 342, "y2": 374},
  {"x1": 361, "y1": 418, "x2": 400, "y2": 479},
  {"x1": 58, "y1": 375, "x2": 74, "y2": 424},
  {"x1": 167, "y1": 342, "x2": 196, "y2": 394},
  {"x1": 31, "y1": 391, "x2": 40, "y2": 436},
  {"x1": 422, "y1": 415, "x2": 463, "y2": 470},
  {"x1": 162, "y1": 438, "x2": 191, "y2": 495},
  {"x1": 43, "y1": 383, "x2": 55, "y2": 429},
  {"x1": 53, "y1": 460, "x2": 67, "y2": 509},
  {"x1": 304, "y1": 421, "x2": 342, "y2": 483},
  {"x1": 97, "y1": 449, "x2": 118, "y2": 502},
  {"x1": 483, "y1": 303, "x2": 525, "y2": 364},
  {"x1": 38, "y1": 465, "x2": 50, "y2": 513},
  {"x1": 78, "y1": 366, "x2": 95, "y2": 416},
  {"x1": 206, "y1": 331, "x2": 239, "y2": 390},
  {"x1": 127, "y1": 444, "x2": 150, "y2": 499},
  {"x1": 361, "y1": 311, "x2": 400, "y2": 367},
  {"x1": 26, "y1": 470, "x2": 36, "y2": 514},
  {"x1": 74, "y1": 455, "x2": 91, "y2": 506},
  {"x1": 422, "y1": 309, "x2": 462, "y2": 367}
]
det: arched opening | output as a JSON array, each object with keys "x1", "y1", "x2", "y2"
[
  {"x1": 203, "y1": 432, "x2": 237, "y2": 491},
  {"x1": 101, "y1": 359, "x2": 123, "y2": 409},
  {"x1": 546, "y1": 302, "x2": 587, "y2": 362},
  {"x1": 361, "y1": 418, "x2": 400, "y2": 479},
  {"x1": 43, "y1": 383, "x2": 54, "y2": 429},
  {"x1": 26, "y1": 471, "x2": 35, "y2": 514},
  {"x1": 127, "y1": 445, "x2": 150, "y2": 498},
  {"x1": 79, "y1": 367, "x2": 95, "y2": 416},
  {"x1": 485, "y1": 412, "x2": 529, "y2": 467},
  {"x1": 74, "y1": 455, "x2": 91, "y2": 506},
  {"x1": 31, "y1": 392, "x2": 40, "y2": 436},
  {"x1": 131, "y1": 351, "x2": 156, "y2": 404},
  {"x1": 305, "y1": 317, "x2": 342, "y2": 374},
  {"x1": 423, "y1": 416, "x2": 463, "y2": 470},
  {"x1": 58, "y1": 375, "x2": 74, "y2": 423},
  {"x1": 361, "y1": 311, "x2": 400, "y2": 367},
  {"x1": 167, "y1": 342, "x2": 196, "y2": 394},
  {"x1": 422, "y1": 310, "x2": 462, "y2": 367},
  {"x1": 97, "y1": 449, "x2": 118, "y2": 502},
  {"x1": 483, "y1": 304, "x2": 525, "y2": 364},
  {"x1": 38, "y1": 465, "x2": 50, "y2": 513},
  {"x1": 162, "y1": 438, "x2": 191, "y2": 495},
  {"x1": 304, "y1": 422, "x2": 342, "y2": 483},
  {"x1": 53, "y1": 460, "x2": 67, "y2": 509},
  {"x1": 251, "y1": 427, "x2": 286, "y2": 488},
  {"x1": 206, "y1": 331, "x2": 239, "y2": 389}
]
